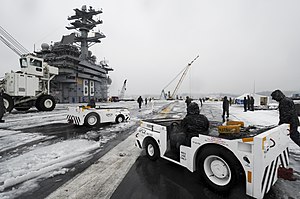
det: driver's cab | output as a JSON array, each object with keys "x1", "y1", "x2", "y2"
[{"x1": 19, "y1": 54, "x2": 44, "y2": 77}]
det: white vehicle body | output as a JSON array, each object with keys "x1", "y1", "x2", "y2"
[
  {"x1": 0, "y1": 54, "x2": 59, "y2": 112},
  {"x1": 0, "y1": 26, "x2": 58, "y2": 112},
  {"x1": 135, "y1": 118, "x2": 290, "y2": 199},
  {"x1": 67, "y1": 105, "x2": 130, "y2": 127}
]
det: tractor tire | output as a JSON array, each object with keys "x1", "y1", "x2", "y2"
[
  {"x1": 197, "y1": 145, "x2": 242, "y2": 193},
  {"x1": 145, "y1": 139, "x2": 160, "y2": 161},
  {"x1": 2, "y1": 93, "x2": 14, "y2": 112},
  {"x1": 84, "y1": 112, "x2": 100, "y2": 127},
  {"x1": 38, "y1": 95, "x2": 56, "y2": 111},
  {"x1": 35, "y1": 96, "x2": 43, "y2": 111},
  {"x1": 115, "y1": 115, "x2": 125, "y2": 123}
]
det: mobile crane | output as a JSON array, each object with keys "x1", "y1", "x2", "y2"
[
  {"x1": 160, "y1": 55, "x2": 199, "y2": 100},
  {"x1": 0, "y1": 26, "x2": 58, "y2": 112},
  {"x1": 119, "y1": 79, "x2": 127, "y2": 100},
  {"x1": 110, "y1": 79, "x2": 134, "y2": 102}
]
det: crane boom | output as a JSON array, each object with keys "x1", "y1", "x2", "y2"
[
  {"x1": 0, "y1": 25, "x2": 30, "y2": 57},
  {"x1": 169, "y1": 55, "x2": 199, "y2": 99},
  {"x1": 119, "y1": 79, "x2": 127, "y2": 99}
]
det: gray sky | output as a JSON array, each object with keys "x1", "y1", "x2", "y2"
[{"x1": 1, "y1": 0, "x2": 300, "y2": 97}]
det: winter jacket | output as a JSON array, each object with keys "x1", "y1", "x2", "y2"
[
  {"x1": 185, "y1": 97, "x2": 192, "y2": 107},
  {"x1": 271, "y1": 90, "x2": 300, "y2": 127},
  {"x1": 223, "y1": 97, "x2": 229, "y2": 111},
  {"x1": 137, "y1": 97, "x2": 143, "y2": 104},
  {"x1": 182, "y1": 102, "x2": 209, "y2": 137}
]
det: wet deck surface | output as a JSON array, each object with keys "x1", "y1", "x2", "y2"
[{"x1": 111, "y1": 154, "x2": 249, "y2": 199}]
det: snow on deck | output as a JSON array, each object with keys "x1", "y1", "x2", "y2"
[{"x1": 0, "y1": 100, "x2": 299, "y2": 198}]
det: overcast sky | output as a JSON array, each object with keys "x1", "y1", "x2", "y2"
[{"x1": 1, "y1": 0, "x2": 300, "y2": 97}]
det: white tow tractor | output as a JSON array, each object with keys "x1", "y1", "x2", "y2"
[
  {"x1": 135, "y1": 118, "x2": 290, "y2": 199},
  {"x1": 67, "y1": 105, "x2": 130, "y2": 127}
]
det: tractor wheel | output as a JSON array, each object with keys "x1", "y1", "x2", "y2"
[
  {"x1": 2, "y1": 93, "x2": 14, "y2": 112},
  {"x1": 197, "y1": 145, "x2": 242, "y2": 193},
  {"x1": 84, "y1": 112, "x2": 100, "y2": 127},
  {"x1": 115, "y1": 115, "x2": 125, "y2": 123},
  {"x1": 145, "y1": 139, "x2": 160, "y2": 161},
  {"x1": 35, "y1": 96, "x2": 43, "y2": 111},
  {"x1": 38, "y1": 95, "x2": 56, "y2": 111}
]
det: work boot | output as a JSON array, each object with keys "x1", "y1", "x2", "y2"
[{"x1": 278, "y1": 167, "x2": 296, "y2": 181}]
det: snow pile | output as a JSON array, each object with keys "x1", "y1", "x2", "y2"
[
  {"x1": 0, "y1": 139, "x2": 99, "y2": 198},
  {"x1": 0, "y1": 101, "x2": 163, "y2": 198},
  {"x1": 1, "y1": 109, "x2": 67, "y2": 130},
  {"x1": 0, "y1": 129, "x2": 51, "y2": 154}
]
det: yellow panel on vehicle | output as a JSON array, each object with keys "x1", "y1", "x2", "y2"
[
  {"x1": 226, "y1": 121, "x2": 244, "y2": 127},
  {"x1": 218, "y1": 125, "x2": 240, "y2": 134}
]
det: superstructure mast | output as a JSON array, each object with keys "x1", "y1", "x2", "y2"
[{"x1": 66, "y1": 5, "x2": 105, "y2": 60}]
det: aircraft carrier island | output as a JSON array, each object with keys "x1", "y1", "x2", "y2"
[{"x1": 36, "y1": 5, "x2": 113, "y2": 103}]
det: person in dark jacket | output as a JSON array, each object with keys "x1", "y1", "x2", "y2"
[
  {"x1": 250, "y1": 96, "x2": 255, "y2": 111},
  {"x1": 87, "y1": 98, "x2": 96, "y2": 108},
  {"x1": 222, "y1": 96, "x2": 230, "y2": 122},
  {"x1": 247, "y1": 95, "x2": 251, "y2": 110},
  {"x1": 181, "y1": 102, "x2": 209, "y2": 146},
  {"x1": 137, "y1": 96, "x2": 143, "y2": 109},
  {"x1": 243, "y1": 97, "x2": 247, "y2": 112},
  {"x1": 271, "y1": 89, "x2": 300, "y2": 146},
  {"x1": 0, "y1": 90, "x2": 5, "y2": 123},
  {"x1": 185, "y1": 96, "x2": 192, "y2": 107},
  {"x1": 199, "y1": 98, "x2": 203, "y2": 107}
]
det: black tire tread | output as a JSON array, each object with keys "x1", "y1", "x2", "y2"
[
  {"x1": 145, "y1": 139, "x2": 160, "y2": 161},
  {"x1": 38, "y1": 95, "x2": 56, "y2": 111},
  {"x1": 115, "y1": 115, "x2": 124, "y2": 123},
  {"x1": 2, "y1": 93, "x2": 14, "y2": 112}
]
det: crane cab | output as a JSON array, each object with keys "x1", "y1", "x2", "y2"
[
  {"x1": 19, "y1": 54, "x2": 59, "y2": 77},
  {"x1": 19, "y1": 54, "x2": 44, "y2": 77}
]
